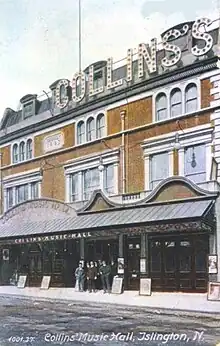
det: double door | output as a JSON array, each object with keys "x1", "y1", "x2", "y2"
[{"x1": 149, "y1": 235, "x2": 208, "y2": 292}]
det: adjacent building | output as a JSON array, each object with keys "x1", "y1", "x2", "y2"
[{"x1": 0, "y1": 18, "x2": 220, "y2": 293}]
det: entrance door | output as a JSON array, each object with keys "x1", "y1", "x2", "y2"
[
  {"x1": 149, "y1": 235, "x2": 208, "y2": 292},
  {"x1": 127, "y1": 236, "x2": 141, "y2": 290},
  {"x1": 27, "y1": 244, "x2": 43, "y2": 287}
]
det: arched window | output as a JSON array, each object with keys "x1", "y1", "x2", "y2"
[
  {"x1": 170, "y1": 88, "x2": 182, "y2": 117},
  {"x1": 96, "y1": 113, "x2": 105, "y2": 138},
  {"x1": 185, "y1": 83, "x2": 198, "y2": 113},
  {"x1": 86, "y1": 117, "x2": 95, "y2": 141},
  {"x1": 12, "y1": 144, "x2": 18, "y2": 163},
  {"x1": 26, "y1": 139, "x2": 33, "y2": 159},
  {"x1": 19, "y1": 141, "x2": 25, "y2": 161},
  {"x1": 77, "y1": 121, "x2": 85, "y2": 144},
  {"x1": 156, "y1": 93, "x2": 167, "y2": 121}
]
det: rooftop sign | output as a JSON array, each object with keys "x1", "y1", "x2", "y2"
[{"x1": 55, "y1": 18, "x2": 215, "y2": 109}]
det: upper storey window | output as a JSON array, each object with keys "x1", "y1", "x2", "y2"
[
  {"x1": 156, "y1": 93, "x2": 167, "y2": 121},
  {"x1": 155, "y1": 81, "x2": 199, "y2": 122},
  {"x1": 19, "y1": 142, "x2": 25, "y2": 161},
  {"x1": 97, "y1": 113, "x2": 105, "y2": 138},
  {"x1": 76, "y1": 112, "x2": 106, "y2": 145},
  {"x1": 12, "y1": 144, "x2": 18, "y2": 164},
  {"x1": 26, "y1": 139, "x2": 33, "y2": 160},
  {"x1": 23, "y1": 102, "x2": 33, "y2": 118},
  {"x1": 170, "y1": 88, "x2": 182, "y2": 117},
  {"x1": 185, "y1": 83, "x2": 197, "y2": 113},
  {"x1": 12, "y1": 138, "x2": 33, "y2": 164},
  {"x1": 77, "y1": 121, "x2": 85, "y2": 144},
  {"x1": 87, "y1": 117, "x2": 96, "y2": 141}
]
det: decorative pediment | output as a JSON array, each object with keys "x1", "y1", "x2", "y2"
[
  {"x1": 77, "y1": 189, "x2": 119, "y2": 213},
  {"x1": 1, "y1": 198, "x2": 76, "y2": 224},
  {"x1": 142, "y1": 177, "x2": 218, "y2": 204}
]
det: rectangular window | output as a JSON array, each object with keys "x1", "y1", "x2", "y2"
[
  {"x1": 69, "y1": 173, "x2": 78, "y2": 202},
  {"x1": 104, "y1": 164, "x2": 114, "y2": 194},
  {"x1": 6, "y1": 187, "x2": 13, "y2": 209},
  {"x1": 184, "y1": 145, "x2": 206, "y2": 183},
  {"x1": 31, "y1": 182, "x2": 39, "y2": 199},
  {"x1": 15, "y1": 184, "x2": 29, "y2": 204},
  {"x1": 83, "y1": 168, "x2": 100, "y2": 200},
  {"x1": 94, "y1": 70, "x2": 104, "y2": 89},
  {"x1": 149, "y1": 152, "x2": 169, "y2": 189},
  {"x1": 23, "y1": 102, "x2": 33, "y2": 118}
]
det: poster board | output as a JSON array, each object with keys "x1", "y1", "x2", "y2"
[
  {"x1": 111, "y1": 276, "x2": 123, "y2": 294},
  {"x1": 17, "y1": 275, "x2": 27, "y2": 289},
  {"x1": 139, "y1": 278, "x2": 152, "y2": 296},
  {"x1": 208, "y1": 255, "x2": 218, "y2": 274},
  {"x1": 117, "y1": 258, "x2": 124, "y2": 274},
  {"x1": 40, "y1": 276, "x2": 51, "y2": 290},
  {"x1": 207, "y1": 282, "x2": 220, "y2": 301}
]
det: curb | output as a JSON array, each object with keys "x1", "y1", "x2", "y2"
[{"x1": 1, "y1": 293, "x2": 220, "y2": 320}]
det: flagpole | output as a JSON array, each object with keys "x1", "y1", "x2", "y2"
[{"x1": 79, "y1": 0, "x2": 82, "y2": 73}]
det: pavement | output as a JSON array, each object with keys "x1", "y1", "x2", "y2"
[
  {"x1": 0, "y1": 285, "x2": 220, "y2": 315},
  {"x1": 0, "y1": 296, "x2": 220, "y2": 346}
]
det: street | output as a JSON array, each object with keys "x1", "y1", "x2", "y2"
[{"x1": 0, "y1": 296, "x2": 219, "y2": 346}]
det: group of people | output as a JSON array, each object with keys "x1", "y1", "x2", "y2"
[{"x1": 75, "y1": 260, "x2": 117, "y2": 293}]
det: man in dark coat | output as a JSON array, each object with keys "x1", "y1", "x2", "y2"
[
  {"x1": 75, "y1": 262, "x2": 85, "y2": 292},
  {"x1": 87, "y1": 261, "x2": 97, "y2": 293},
  {"x1": 100, "y1": 261, "x2": 111, "y2": 293}
]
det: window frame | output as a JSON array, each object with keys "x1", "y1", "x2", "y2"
[
  {"x1": 19, "y1": 141, "x2": 25, "y2": 162},
  {"x1": 96, "y1": 113, "x2": 105, "y2": 139},
  {"x1": 64, "y1": 149, "x2": 119, "y2": 202},
  {"x1": 11, "y1": 138, "x2": 34, "y2": 165},
  {"x1": 12, "y1": 144, "x2": 18, "y2": 163},
  {"x1": 77, "y1": 121, "x2": 85, "y2": 144},
  {"x1": 155, "y1": 93, "x2": 168, "y2": 121},
  {"x1": 170, "y1": 88, "x2": 182, "y2": 118},
  {"x1": 149, "y1": 151, "x2": 170, "y2": 189},
  {"x1": 86, "y1": 117, "x2": 96, "y2": 142},
  {"x1": 184, "y1": 83, "x2": 198, "y2": 113},
  {"x1": 153, "y1": 79, "x2": 200, "y2": 123}
]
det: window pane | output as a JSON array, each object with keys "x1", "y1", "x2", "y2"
[
  {"x1": 184, "y1": 145, "x2": 206, "y2": 183},
  {"x1": 97, "y1": 114, "x2": 105, "y2": 138},
  {"x1": 87, "y1": 118, "x2": 95, "y2": 141},
  {"x1": 70, "y1": 173, "x2": 78, "y2": 201},
  {"x1": 104, "y1": 164, "x2": 114, "y2": 194},
  {"x1": 7, "y1": 188, "x2": 13, "y2": 209},
  {"x1": 171, "y1": 89, "x2": 182, "y2": 117},
  {"x1": 77, "y1": 122, "x2": 85, "y2": 144},
  {"x1": 19, "y1": 142, "x2": 25, "y2": 161},
  {"x1": 31, "y1": 182, "x2": 39, "y2": 199},
  {"x1": 26, "y1": 140, "x2": 33, "y2": 159},
  {"x1": 186, "y1": 98, "x2": 197, "y2": 113},
  {"x1": 16, "y1": 184, "x2": 29, "y2": 204},
  {"x1": 83, "y1": 168, "x2": 100, "y2": 200},
  {"x1": 150, "y1": 152, "x2": 169, "y2": 189},
  {"x1": 13, "y1": 144, "x2": 18, "y2": 163}
]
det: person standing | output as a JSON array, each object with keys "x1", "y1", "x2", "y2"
[
  {"x1": 100, "y1": 261, "x2": 111, "y2": 294},
  {"x1": 75, "y1": 262, "x2": 85, "y2": 292},
  {"x1": 87, "y1": 261, "x2": 97, "y2": 293}
]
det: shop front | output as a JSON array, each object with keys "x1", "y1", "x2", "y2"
[{"x1": 0, "y1": 177, "x2": 218, "y2": 293}]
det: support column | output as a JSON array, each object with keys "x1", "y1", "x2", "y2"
[
  {"x1": 140, "y1": 233, "x2": 149, "y2": 277},
  {"x1": 215, "y1": 196, "x2": 220, "y2": 282},
  {"x1": 80, "y1": 238, "x2": 85, "y2": 260},
  {"x1": 119, "y1": 234, "x2": 124, "y2": 258}
]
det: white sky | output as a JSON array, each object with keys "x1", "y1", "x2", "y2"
[{"x1": 0, "y1": 0, "x2": 218, "y2": 116}]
